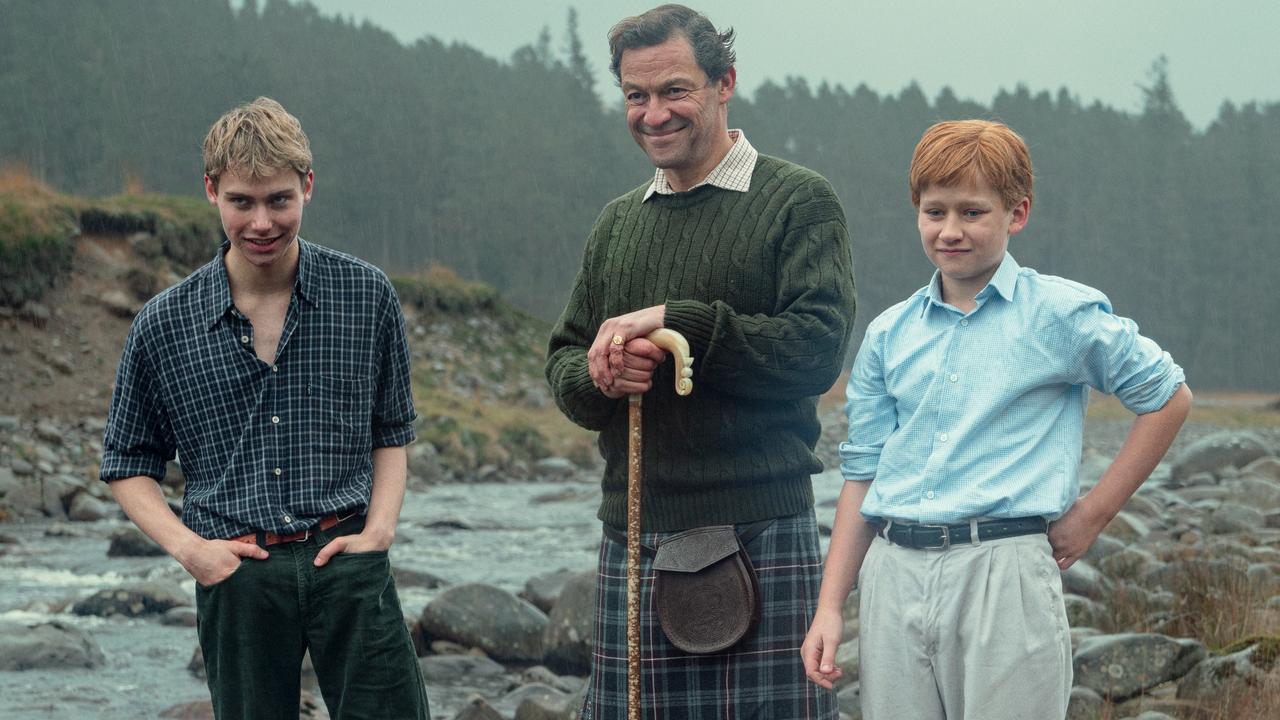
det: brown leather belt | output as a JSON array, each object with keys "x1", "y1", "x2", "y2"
[{"x1": 230, "y1": 513, "x2": 345, "y2": 547}]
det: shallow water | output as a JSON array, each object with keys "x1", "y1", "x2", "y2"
[{"x1": 0, "y1": 472, "x2": 849, "y2": 719}]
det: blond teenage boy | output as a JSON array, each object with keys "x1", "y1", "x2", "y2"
[
  {"x1": 801, "y1": 120, "x2": 1191, "y2": 719},
  {"x1": 101, "y1": 97, "x2": 430, "y2": 719}
]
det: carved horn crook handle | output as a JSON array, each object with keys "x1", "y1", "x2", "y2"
[{"x1": 644, "y1": 328, "x2": 693, "y2": 396}]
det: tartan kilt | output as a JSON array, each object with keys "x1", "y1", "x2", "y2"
[{"x1": 582, "y1": 508, "x2": 837, "y2": 719}]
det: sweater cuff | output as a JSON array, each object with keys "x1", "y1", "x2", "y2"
[
  {"x1": 663, "y1": 299, "x2": 718, "y2": 366},
  {"x1": 557, "y1": 353, "x2": 621, "y2": 429}
]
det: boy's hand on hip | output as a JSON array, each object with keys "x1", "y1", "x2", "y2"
[
  {"x1": 1048, "y1": 496, "x2": 1108, "y2": 570},
  {"x1": 801, "y1": 605, "x2": 845, "y2": 689}
]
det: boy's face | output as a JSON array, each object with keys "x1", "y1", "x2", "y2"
[
  {"x1": 917, "y1": 181, "x2": 1029, "y2": 304},
  {"x1": 205, "y1": 166, "x2": 313, "y2": 271}
]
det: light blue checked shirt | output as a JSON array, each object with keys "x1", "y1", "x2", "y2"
[
  {"x1": 101, "y1": 239, "x2": 416, "y2": 539},
  {"x1": 842, "y1": 253, "x2": 1184, "y2": 524}
]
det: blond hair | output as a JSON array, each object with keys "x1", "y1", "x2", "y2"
[
  {"x1": 202, "y1": 97, "x2": 312, "y2": 188},
  {"x1": 909, "y1": 120, "x2": 1033, "y2": 210}
]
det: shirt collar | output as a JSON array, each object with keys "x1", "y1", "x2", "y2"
[
  {"x1": 203, "y1": 237, "x2": 319, "y2": 330},
  {"x1": 921, "y1": 252, "x2": 1021, "y2": 318},
  {"x1": 642, "y1": 129, "x2": 758, "y2": 201}
]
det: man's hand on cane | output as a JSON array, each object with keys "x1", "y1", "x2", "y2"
[{"x1": 588, "y1": 305, "x2": 667, "y2": 397}]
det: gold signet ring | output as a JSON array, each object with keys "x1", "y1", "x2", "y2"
[{"x1": 611, "y1": 335, "x2": 624, "y2": 346}]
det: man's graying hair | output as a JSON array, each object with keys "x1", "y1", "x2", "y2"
[{"x1": 608, "y1": 4, "x2": 736, "y2": 84}]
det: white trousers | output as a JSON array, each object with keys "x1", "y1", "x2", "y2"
[{"x1": 858, "y1": 532, "x2": 1072, "y2": 720}]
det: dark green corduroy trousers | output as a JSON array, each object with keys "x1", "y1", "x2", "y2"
[{"x1": 195, "y1": 521, "x2": 430, "y2": 720}]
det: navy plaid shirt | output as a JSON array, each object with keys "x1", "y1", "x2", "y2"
[{"x1": 101, "y1": 238, "x2": 417, "y2": 539}]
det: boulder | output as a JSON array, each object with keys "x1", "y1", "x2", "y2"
[
  {"x1": 1072, "y1": 633, "x2": 1206, "y2": 702},
  {"x1": 1171, "y1": 431, "x2": 1273, "y2": 482},
  {"x1": 519, "y1": 665, "x2": 583, "y2": 694},
  {"x1": 541, "y1": 569, "x2": 596, "y2": 675},
  {"x1": 515, "y1": 682, "x2": 584, "y2": 720},
  {"x1": 532, "y1": 457, "x2": 577, "y2": 480},
  {"x1": 68, "y1": 492, "x2": 112, "y2": 521},
  {"x1": 0, "y1": 466, "x2": 19, "y2": 496},
  {"x1": 107, "y1": 526, "x2": 167, "y2": 557},
  {"x1": 1206, "y1": 502, "x2": 1265, "y2": 534},
  {"x1": 1176, "y1": 636, "x2": 1280, "y2": 702},
  {"x1": 522, "y1": 568, "x2": 581, "y2": 613},
  {"x1": 1065, "y1": 686, "x2": 1105, "y2": 720},
  {"x1": 0, "y1": 620, "x2": 106, "y2": 670},
  {"x1": 420, "y1": 583, "x2": 548, "y2": 663},
  {"x1": 1063, "y1": 593, "x2": 1104, "y2": 629},
  {"x1": 1104, "y1": 511, "x2": 1151, "y2": 541},
  {"x1": 453, "y1": 695, "x2": 504, "y2": 720},
  {"x1": 1061, "y1": 559, "x2": 1108, "y2": 599},
  {"x1": 391, "y1": 565, "x2": 449, "y2": 590},
  {"x1": 1099, "y1": 546, "x2": 1160, "y2": 581},
  {"x1": 1231, "y1": 477, "x2": 1280, "y2": 510},
  {"x1": 72, "y1": 581, "x2": 189, "y2": 618},
  {"x1": 492, "y1": 683, "x2": 567, "y2": 718},
  {"x1": 1242, "y1": 456, "x2": 1280, "y2": 482},
  {"x1": 418, "y1": 653, "x2": 507, "y2": 685}
]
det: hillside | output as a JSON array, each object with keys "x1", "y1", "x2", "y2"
[{"x1": 0, "y1": 174, "x2": 596, "y2": 492}]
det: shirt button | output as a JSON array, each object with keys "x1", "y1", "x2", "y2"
[
  {"x1": 949, "y1": 373, "x2": 959, "y2": 382},
  {"x1": 939, "y1": 432, "x2": 949, "y2": 443},
  {"x1": 926, "y1": 490, "x2": 936, "y2": 499},
  {"x1": 271, "y1": 415, "x2": 280, "y2": 424},
  {"x1": 274, "y1": 468, "x2": 282, "y2": 476},
  {"x1": 240, "y1": 335, "x2": 250, "y2": 344},
  {"x1": 959, "y1": 319, "x2": 969, "y2": 327},
  {"x1": 283, "y1": 514, "x2": 293, "y2": 524},
  {"x1": 272, "y1": 365, "x2": 279, "y2": 373}
]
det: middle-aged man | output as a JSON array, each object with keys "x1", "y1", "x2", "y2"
[{"x1": 546, "y1": 5, "x2": 856, "y2": 717}]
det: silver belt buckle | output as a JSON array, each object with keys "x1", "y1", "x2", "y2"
[{"x1": 918, "y1": 523, "x2": 951, "y2": 549}]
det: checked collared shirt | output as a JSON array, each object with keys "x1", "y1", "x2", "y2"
[
  {"x1": 101, "y1": 238, "x2": 416, "y2": 539},
  {"x1": 842, "y1": 253, "x2": 1185, "y2": 524}
]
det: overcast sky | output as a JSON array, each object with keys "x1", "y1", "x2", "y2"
[{"x1": 303, "y1": 0, "x2": 1278, "y2": 130}]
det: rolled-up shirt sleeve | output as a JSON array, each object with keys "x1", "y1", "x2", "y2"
[
  {"x1": 101, "y1": 316, "x2": 175, "y2": 482},
  {"x1": 371, "y1": 280, "x2": 417, "y2": 448},
  {"x1": 840, "y1": 328, "x2": 896, "y2": 481},
  {"x1": 1070, "y1": 300, "x2": 1185, "y2": 415}
]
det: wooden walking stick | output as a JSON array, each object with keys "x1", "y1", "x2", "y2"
[{"x1": 627, "y1": 328, "x2": 693, "y2": 720}]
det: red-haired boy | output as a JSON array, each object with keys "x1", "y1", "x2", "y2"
[{"x1": 802, "y1": 120, "x2": 1191, "y2": 719}]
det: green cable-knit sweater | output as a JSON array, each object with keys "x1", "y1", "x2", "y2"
[{"x1": 546, "y1": 154, "x2": 856, "y2": 531}]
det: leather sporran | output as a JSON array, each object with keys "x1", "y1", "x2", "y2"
[{"x1": 651, "y1": 525, "x2": 761, "y2": 654}]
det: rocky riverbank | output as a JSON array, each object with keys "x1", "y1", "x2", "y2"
[{"x1": 3, "y1": 417, "x2": 1279, "y2": 719}]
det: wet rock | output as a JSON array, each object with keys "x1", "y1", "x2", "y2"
[
  {"x1": 68, "y1": 491, "x2": 112, "y2": 521},
  {"x1": 108, "y1": 526, "x2": 167, "y2": 557},
  {"x1": 1072, "y1": 633, "x2": 1206, "y2": 702},
  {"x1": 1243, "y1": 456, "x2": 1280, "y2": 482},
  {"x1": 1062, "y1": 559, "x2": 1108, "y2": 599},
  {"x1": 541, "y1": 569, "x2": 595, "y2": 675},
  {"x1": 1065, "y1": 686, "x2": 1104, "y2": 720},
  {"x1": 421, "y1": 583, "x2": 548, "y2": 663},
  {"x1": 1171, "y1": 430, "x2": 1273, "y2": 482},
  {"x1": 158, "y1": 700, "x2": 214, "y2": 719},
  {"x1": 1177, "y1": 636, "x2": 1279, "y2": 703},
  {"x1": 407, "y1": 441, "x2": 444, "y2": 486},
  {"x1": 1207, "y1": 502, "x2": 1265, "y2": 534},
  {"x1": 1082, "y1": 533, "x2": 1127, "y2": 565},
  {"x1": 514, "y1": 682, "x2": 583, "y2": 720},
  {"x1": 72, "y1": 581, "x2": 189, "y2": 618},
  {"x1": 35, "y1": 421, "x2": 63, "y2": 444},
  {"x1": 11, "y1": 458, "x2": 35, "y2": 476},
  {"x1": 418, "y1": 653, "x2": 507, "y2": 685},
  {"x1": 1099, "y1": 546, "x2": 1160, "y2": 580},
  {"x1": 522, "y1": 568, "x2": 580, "y2": 613},
  {"x1": 453, "y1": 695, "x2": 504, "y2": 720},
  {"x1": 162, "y1": 607, "x2": 198, "y2": 627},
  {"x1": 492, "y1": 682, "x2": 566, "y2": 718},
  {"x1": 0, "y1": 466, "x2": 19, "y2": 496},
  {"x1": 1104, "y1": 511, "x2": 1151, "y2": 541},
  {"x1": 0, "y1": 415, "x2": 19, "y2": 431},
  {"x1": 0, "y1": 620, "x2": 106, "y2": 670},
  {"x1": 1232, "y1": 477, "x2": 1280, "y2": 510},
  {"x1": 519, "y1": 665, "x2": 583, "y2": 694},
  {"x1": 3, "y1": 478, "x2": 47, "y2": 518},
  {"x1": 392, "y1": 565, "x2": 449, "y2": 590},
  {"x1": 1063, "y1": 593, "x2": 1104, "y2": 629},
  {"x1": 533, "y1": 457, "x2": 576, "y2": 480},
  {"x1": 99, "y1": 290, "x2": 138, "y2": 318}
]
